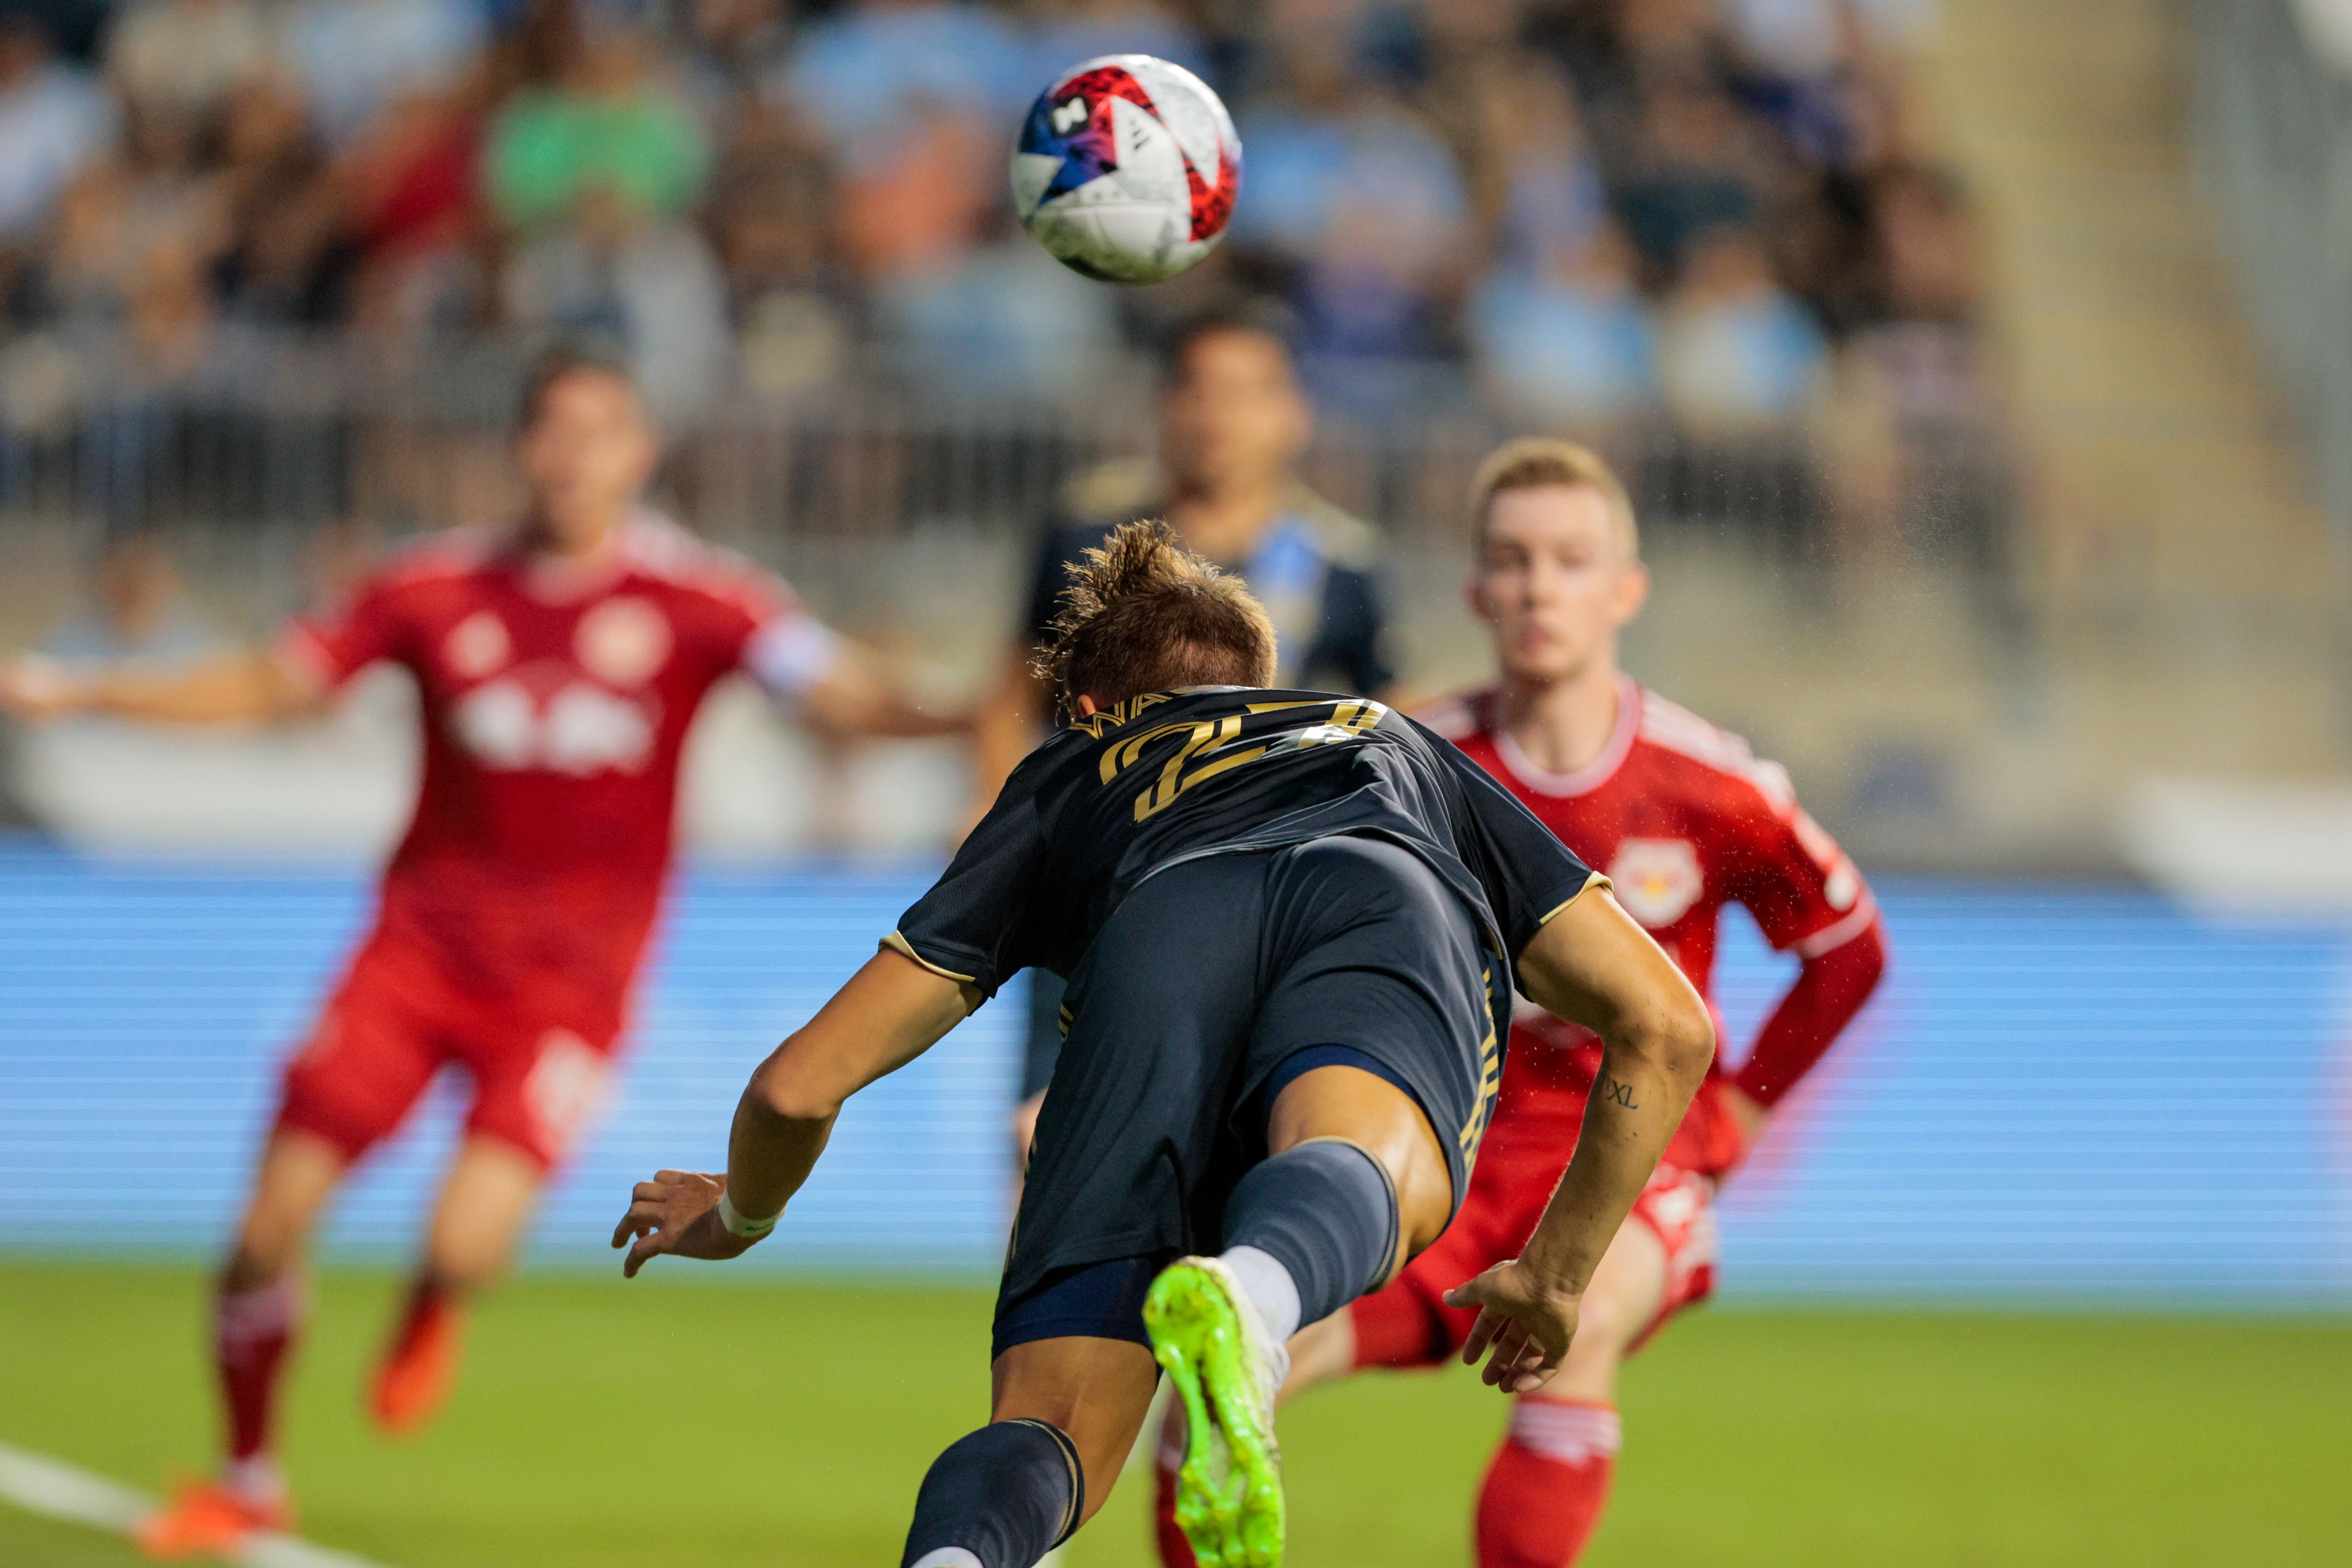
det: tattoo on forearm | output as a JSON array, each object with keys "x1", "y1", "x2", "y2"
[{"x1": 1601, "y1": 1076, "x2": 1639, "y2": 1110}]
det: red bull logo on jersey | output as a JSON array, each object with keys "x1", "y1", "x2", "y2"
[
  {"x1": 575, "y1": 598, "x2": 673, "y2": 688},
  {"x1": 449, "y1": 677, "x2": 656, "y2": 775},
  {"x1": 443, "y1": 611, "x2": 511, "y2": 679},
  {"x1": 1608, "y1": 838, "x2": 1705, "y2": 929}
]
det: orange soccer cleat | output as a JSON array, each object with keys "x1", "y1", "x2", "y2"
[
  {"x1": 134, "y1": 1478, "x2": 293, "y2": 1560},
  {"x1": 368, "y1": 1286, "x2": 468, "y2": 1438}
]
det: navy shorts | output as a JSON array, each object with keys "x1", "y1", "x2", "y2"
[{"x1": 992, "y1": 833, "x2": 1502, "y2": 1359}]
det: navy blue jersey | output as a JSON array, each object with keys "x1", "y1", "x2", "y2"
[
  {"x1": 890, "y1": 687, "x2": 1602, "y2": 1001},
  {"x1": 1022, "y1": 480, "x2": 1395, "y2": 697}
]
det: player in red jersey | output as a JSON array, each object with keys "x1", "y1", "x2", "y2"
[
  {"x1": 0, "y1": 346, "x2": 961, "y2": 1558},
  {"x1": 1149, "y1": 437, "x2": 1888, "y2": 1568}
]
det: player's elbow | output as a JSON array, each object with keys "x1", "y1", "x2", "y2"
[
  {"x1": 1648, "y1": 982, "x2": 1716, "y2": 1094},
  {"x1": 745, "y1": 1047, "x2": 847, "y2": 1127},
  {"x1": 1845, "y1": 917, "x2": 1890, "y2": 995}
]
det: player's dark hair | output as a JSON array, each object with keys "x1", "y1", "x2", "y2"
[
  {"x1": 1040, "y1": 520, "x2": 1277, "y2": 715},
  {"x1": 1157, "y1": 300, "x2": 1298, "y2": 384},
  {"x1": 514, "y1": 340, "x2": 638, "y2": 430}
]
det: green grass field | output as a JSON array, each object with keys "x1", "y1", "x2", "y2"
[{"x1": 2, "y1": 1262, "x2": 2347, "y2": 1567}]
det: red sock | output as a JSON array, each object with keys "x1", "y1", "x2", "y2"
[
  {"x1": 214, "y1": 1279, "x2": 300, "y2": 1482},
  {"x1": 1475, "y1": 1401, "x2": 1621, "y2": 1568},
  {"x1": 1151, "y1": 1409, "x2": 1199, "y2": 1568}
]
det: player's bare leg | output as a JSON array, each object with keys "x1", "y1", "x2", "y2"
[
  {"x1": 991, "y1": 1336, "x2": 1165, "y2": 1527},
  {"x1": 897, "y1": 1066, "x2": 1450, "y2": 1568},
  {"x1": 138, "y1": 1130, "x2": 347, "y2": 1558},
  {"x1": 371, "y1": 1136, "x2": 543, "y2": 1436},
  {"x1": 1477, "y1": 1218, "x2": 1666, "y2": 1568}
]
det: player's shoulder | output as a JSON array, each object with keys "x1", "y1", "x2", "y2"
[
  {"x1": 1630, "y1": 686, "x2": 1798, "y2": 814},
  {"x1": 339, "y1": 528, "x2": 497, "y2": 606},
  {"x1": 1056, "y1": 455, "x2": 1162, "y2": 522},
  {"x1": 1410, "y1": 686, "x2": 1497, "y2": 745},
  {"x1": 1279, "y1": 484, "x2": 1384, "y2": 572},
  {"x1": 619, "y1": 513, "x2": 792, "y2": 614}
]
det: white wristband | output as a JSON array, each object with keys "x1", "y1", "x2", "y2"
[{"x1": 716, "y1": 1191, "x2": 780, "y2": 1240}]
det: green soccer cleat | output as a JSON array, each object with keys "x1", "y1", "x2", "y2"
[{"x1": 1143, "y1": 1256, "x2": 1284, "y2": 1568}]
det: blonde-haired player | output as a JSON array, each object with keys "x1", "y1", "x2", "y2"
[{"x1": 1151, "y1": 439, "x2": 1889, "y2": 1567}]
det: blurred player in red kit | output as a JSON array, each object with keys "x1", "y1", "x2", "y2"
[
  {"x1": 0, "y1": 346, "x2": 962, "y2": 1557},
  {"x1": 1150, "y1": 438, "x2": 1888, "y2": 1568}
]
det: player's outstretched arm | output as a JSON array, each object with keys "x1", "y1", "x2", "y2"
[
  {"x1": 1446, "y1": 890, "x2": 1714, "y2": 1393},
  {"x1": 613, "y1": 948, "x2": 976, "y2": 1276},
  {"x1": 0, "y1": 650, "x2": 327, "y2": 727},
  {"x1": 796, "y1": 644, "x2": 970, "y2": 741}
]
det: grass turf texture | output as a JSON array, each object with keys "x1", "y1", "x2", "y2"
[{"x1": 2, "y1": 1263, "x2": 2346, "y2": 1567}]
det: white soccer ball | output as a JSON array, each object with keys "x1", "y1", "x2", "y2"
[{"x1": 1010, "y1": 54, "x2": 1242, "y2": 285}]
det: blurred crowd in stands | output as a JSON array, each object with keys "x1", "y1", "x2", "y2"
[{"x1": 0, "y1": 0, "x2": 2000, "y2": 567}]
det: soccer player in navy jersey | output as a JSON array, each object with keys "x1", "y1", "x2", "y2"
[
  {"x1": 614, "y1": 522, "x2": 1715, "y2": 1568},
  {"x1": 970, "y1": 306, "x2": 1398, "y2": 1165}
]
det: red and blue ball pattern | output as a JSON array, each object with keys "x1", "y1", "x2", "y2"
[{"x1": 1012, "y1": 55, "x2": 1241, "y2": 284}]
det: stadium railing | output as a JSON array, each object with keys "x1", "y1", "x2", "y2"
[{"x1": 0, "y1": 331, "x2": 1993, "y2": 571}]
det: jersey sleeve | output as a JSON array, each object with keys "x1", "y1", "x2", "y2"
[
  {"x1": 1441, "y1": 741, "x2": 1606, "y2": 954},
  {"x1": 276, "y1": 572, "x2": 412, "y2": 691},
  {"x1": 1725, "y1": 786, "x2": 1877, "y2": 958},
  {"x1": 888, "y1": 762, "x2": 1052, "y2": 999},
  {"x1": 728, "y1": 575, "x2": 844, "y2": 698}
]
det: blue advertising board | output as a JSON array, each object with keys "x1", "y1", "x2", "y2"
[{"x1": 2, "y1": 846, "x2": 2346, "y2": 1304}]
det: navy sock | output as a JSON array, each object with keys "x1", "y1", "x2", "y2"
[
  {"x1": 1221, "y1": 1139, "x2": 1400, "y2": 1327},
  {"x1": 900, "y1": 1418, "x2": 1084, "y2": 1568}
]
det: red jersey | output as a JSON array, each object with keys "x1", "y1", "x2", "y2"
[
  {"x1": 278, "y1": 514, "x2": 838, "y2": 1031},
  {"x1": 1421, "y1": 677, "x2": 1879, "y2": 1179}
]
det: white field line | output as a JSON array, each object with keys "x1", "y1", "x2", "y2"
[{"x1": 0, "y1": 1442, "x2": 394, "y2": 1568}]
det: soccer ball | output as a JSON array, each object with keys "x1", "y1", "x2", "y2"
[{"x1": 1011, "y1": 55, "x2": 1241, "y2": 285}]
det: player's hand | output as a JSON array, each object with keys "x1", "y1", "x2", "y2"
[
  {"x1": 1723, "y1": 1085, "x2": 1770, "y2": 1157},
  {"x1": 611, "y1": 1169, "x2": 757, "y2": 1278},
  {"x1": 0, "y1": 655, "x2": 82, "y2": 722},
  {"x1": 1444, "y1": 1258, "x2": 1582, "y2": 1394}
]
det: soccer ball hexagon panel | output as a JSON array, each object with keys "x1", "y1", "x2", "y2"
[{"x1": 1012, "y1": 54, "x2": 1241, "y2": 285}]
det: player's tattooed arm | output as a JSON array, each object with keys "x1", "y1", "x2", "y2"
[
  {"x1": 614, "y1": 949, "x2": 974, "y2": 1276},
  {"x1": 1446, "y1": 890, "x2": 1712, "y2": 1393}
]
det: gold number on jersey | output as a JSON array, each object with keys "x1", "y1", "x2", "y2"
[{"x1": 1099, "y1": 699, "x2": 1390, "y2": 821}]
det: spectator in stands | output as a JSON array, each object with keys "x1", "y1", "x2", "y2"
[
  {"x1": 1655, "y1": 221, "x2": 1827, "y2": 428},
  {"x1": 1727, "y1": 0, "x2": 1914, "y2": 173},
  {"x1": 870, "y1": 229, "x2": 1121, "y2": 400},
  {"x1": 1471, "y1": 221, "x2": 1657, "y2": 428},
  {"x1": 776, "y1": 0, "x2": 1028, "y2": 163},
  {"x1": 706, "y1": 94, "x2": 850, "y2": 395},
  {"x1": 45, "y1": 91, "x2": 228, "y2": 359},
  {"x1": 826, "y1": 96, "x2": 994, "y2": 280},
  {"x1": 104, "y1": 0, "x2": 273, "y2": 137},
  {"x1": 1615, "y1": 79, "x2": 1768, "y2": 286},
  {"x1": 40, "y1": 529, "x2": 223, "y2": 668},
  {"x1": 212, "y1": 77, "x2": 338, "y2": 322},
  {"x1": 487, "y1": 21, "x2": 707, "y2": 233},
  {"x1": 0, "y1": 15, "x2": 114, "y2": 287},
  {"x1": 1842, "y1": 163, "x2": 2004, "y2": 563},
  {"x1": 278, "y1": 0, "x2": 488, "y2": 148},
  {"x1": 1018, "y1": 0, "x2": 1209, "y2": 84},
  {"x1": 495, "y1": 23, "x2": 728, "y2": 416},
  {"x1": 1232, "y1": 0, "x2": 1470, "y2": 381}
]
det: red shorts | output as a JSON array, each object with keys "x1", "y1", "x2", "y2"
[
  {"x1": 274, "y1": 929, "x2": 622, "y2": 1172},
  {"x1": 1351, "y1": 1161, "x2": 1720, "y2": 1369}
]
